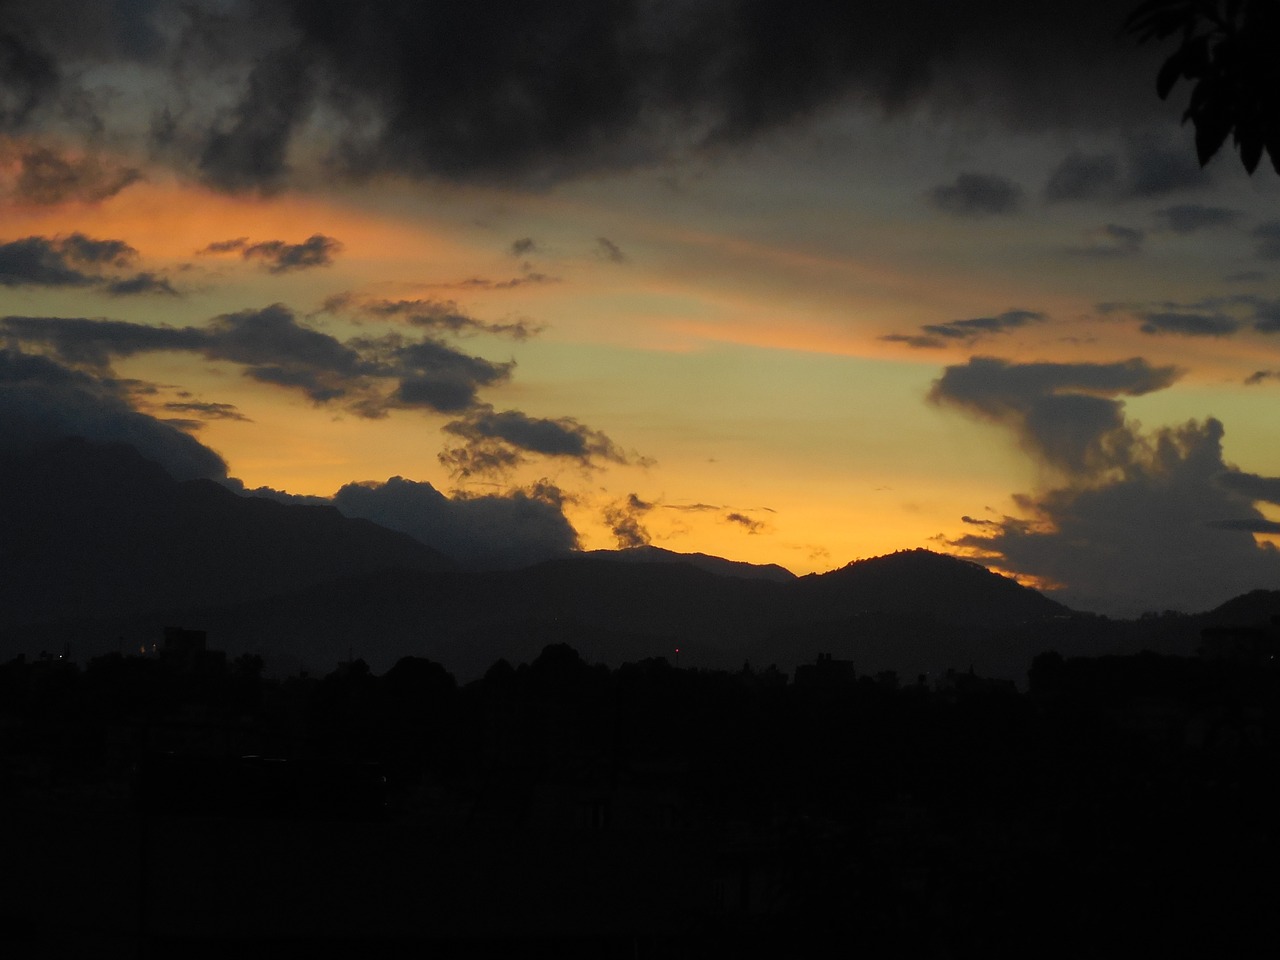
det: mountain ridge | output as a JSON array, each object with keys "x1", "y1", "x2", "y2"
[{"x1": 3, "y1": 437, "x2": 1271, "y2": 682}]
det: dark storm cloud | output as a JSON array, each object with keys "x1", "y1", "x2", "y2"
[
  {"x1": 950, "y1": 418, "x2": 1280, "y2": 615},
  {"x1": 0, "y1": 25, "x2": 61, "y2": 131},
  {"x1": 201, "y1": 234, "x2": 341, "y2": 272},
  {"x1": 7, "y1": 1, "x2": 1167, "y2": 190},
  {"x1": 596, "y1": 237, "x2": 627, "y2": 263},
  {"x1": 927, "y1": 173, "x2": 1023, "y2": 217},
  {"x1": 355, "y1": 298, "x2": 541, "y2": 340},
  {"x1": 1138, "y1": 311, "x2": 1240, "y2": 337},
  {"x1": 331, "y1": 476, "x2": 579, "y2": 569},
  {"x1": 603, "y1": 493, "x2": 654, "y2": 549},
  {"x1": 4, "y1": 144, "x2": 142, "y2": 204},
  {"x1": 0, "y1": 347, "x2": 228, "y2": 480},
  {"x1": 440, "y1": 407, "x2": 637, "y2": 478},
  {"x1": 1244, "y1": 370, "x2": 1279, "y2": 385},
  {"x1": 1155, "y1": 204, "x2": 1241, "y2": 234},
  {"x1": 1252, "y1": 222, "x2": 1280, "y2": 260},
  {"x1": 883, "y1": 309, "x2": 1046, "y2": 349},
  {"x1": 198, "y1": 48, "x2": 316, "y2": 193},
  {"x1": 929, "y1": 356, "x2": 1181, "y2": 477}
]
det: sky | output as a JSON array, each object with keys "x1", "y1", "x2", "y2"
[{"x1": 2, "y1": 0, "x2": 1280, "y2": 616}]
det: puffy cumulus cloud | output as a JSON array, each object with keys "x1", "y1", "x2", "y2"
[
  {"x1": 0, "y1": 347, "x2": 228, "y2": 480},
  {"x1": 603, "y1": 493, "x2": 654, "y2": 549},
  {"x1": 0, "y1": 21, "x2": 62, "y2": 132},
  {"x1": 3, "y1": 1, "x2": 1170, "y2": 190},
  {"x1": 0, "y1": 233, "x2": 176, "y2": 295},
  {"x1": 926, "y1": 173, "x2": 1023, "y2": 217},
  {"x1": 199, "y1": 234, "x2": 341, "y2": 272},
  {"x1": 197, "y1": 48, "x2": 316, "y2": 193},
  {"x1": 935, "y1": 355, "x2": 1280, "y2": 613},
  {"x1": 0, "y1": 142, "x2": 142, "y2": 204},
  {"x1": 949, "y1": 418, "x2": 1280, "y2": 615},
  {"x1": 330, "y1": 476, "x2": 578, "y2": 570},
  {"x1": 440, "y1": 407, "x2": 641, "y2": 478},
  {"x1": 929, "y1": 356, "x2": 1181, "y2": 478},
  {"x1": 882, "y1": 308, "x2": 1046, "y2": 349}
]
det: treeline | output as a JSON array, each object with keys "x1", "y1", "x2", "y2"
[{"x1": 4, "y1": 643, "x2": 1280, "y2": 955}]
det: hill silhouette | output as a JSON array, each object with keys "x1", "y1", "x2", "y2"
[
  {"x1": 1, "y1": 438, "x2": 1261, "y2": 681},
  {"x1": 576, "y1": 544, "x2": 796, "y2": 582},
  {"x1": 0, "y1": 438, "x2": 453, "y2": 627}
]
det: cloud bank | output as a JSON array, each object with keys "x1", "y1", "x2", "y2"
[
  {"x1": 932, "y1": 356, "x2": 1280, "y2": 614},
  {"x1": 0, "y1": 1, "x2": 1171, "y2": 191}
]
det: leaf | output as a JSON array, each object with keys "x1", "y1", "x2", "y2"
[
  {"x1": 1265, "y1": 130, "x2": 1280, "y2": 175},
  {"x1": 1157, "y1": 50, "x2": 1185, "y2": 99},
  {"x1": 1238, "y1": 128, "x2": 1263, "y2": 173},
  {"x1": 1193, "y1": 103, "x2": 1233, "y2": 166}
]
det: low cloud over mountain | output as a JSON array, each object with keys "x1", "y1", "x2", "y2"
[{"x1": 933, "y1": 356, "x2": 1280, "y2": 614}]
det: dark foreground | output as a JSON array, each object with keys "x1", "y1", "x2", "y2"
[{"x1": 3, "y1": 638, "x2": 1279, "y2": 958}]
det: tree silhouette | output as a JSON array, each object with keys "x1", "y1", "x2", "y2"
[{"x1": 1126, "y1": 0, "x2": 1280, "y2": 173}]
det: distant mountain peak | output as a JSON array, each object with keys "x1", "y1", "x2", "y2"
[
  {"x1": 801, "y1": 547, "x2": 1069, "y2": 623},
  {"x1": 574, "y1": 545, "x2": 796, "y2": 582}
]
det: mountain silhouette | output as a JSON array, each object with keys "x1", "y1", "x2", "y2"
[
  {"x1": 796, "y1": 548, "x2": 1070, "y2": 624},
  {"x1": 0, "y1": 438, "x2": 453, "y2": 627},
  {"x1": 576, "y1": 544, "x2": 796, "y2": 582},
  {"x1": 4, "y1": 438, "x2": 1261, "y2": 682}
]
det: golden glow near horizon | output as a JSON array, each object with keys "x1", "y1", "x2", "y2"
[{"x1": 5, "y1": 72, "x2": 1280, "y2": 614}]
